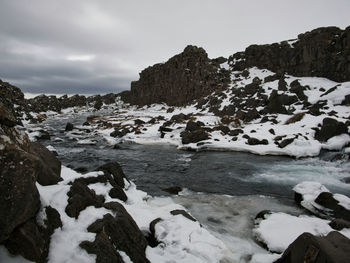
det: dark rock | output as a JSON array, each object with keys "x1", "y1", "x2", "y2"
[
  {"x1": 110, "y1": 127, "x2": 130, "y2": 138},
  {"x1": 34, "y1": 130, "x2": 51, "y2": 140},
  {"x1": 315, "y1": 192, "x2": 350, "y2": 221},
  {"x1": 4, "y1": 218, "x2": 47, "y2": 263},
  {"x1": 97, "y1": 162, "x2": 129, "y2": 188},
  {"x1": 255, "y1": 210, "x2": 272, "y2": 220},
  {"x1": 65, "y1": 180, "x2": 105, "y2": 219},
  {"x1": 145, "y1": 218, "x2": 162, "y2": 248},
  {"x1": 264, "y1": 73, "x2": 281, "y2": 83},
  {"x1": 0, "y1": 148, "x2": 41, "y2": 243},
  {"x1": 0, "y1": 102, "x2": 17, "y2": 127},
  {"x1": 229, "y1": 26, "x2": 350, "y2": 83},
  {"x1": 244, "y1": 109, "x2": 260, "y2": 122},
  {"x1": 170, "y1": 209, "x2": 197, "y2": 222},
  {"x1": 74, "y1": 166, "x2": 88, "y2": 173},
  {"x1": 278, "y1": 77, "x2": 287, "y2": 91},
  {"x1": 29, "y1": 142, "x2": 62, "y2": 185},
  {"x1": 171, "y1": 113, "x2": 189, "y2": 123},
  {"x1": 278, "y1": 138, "x2": 295, "y2": 148},
  {"x1": 314, "y1": 118, "x2": 348, "y2": 142},
  {"x1": 181, "y1": 129, "x2": 209, "y2": 144},
  {"x1": 331, "y1": 153, "x2": 348, "y2": 162},
  {"x1": 82, "y1": 204, "x2": 150, "y2": 263},
  {"x1": 109, "y1": 186, "x2": 128, "y2": 202},
  {"x1": 161, "y1": 186, "x2": 182, "y2": 195},
  {"x1": 185, "y1": 121, "x2": 202, "y2": 132},
  {"x1": 247, "y1": 137, "x2": 268, "y2": 145},
  {"x1": 265, "y1": 90, "x2": 288, "y2": 114},
  {"x1": 214, "y1": 125, "x2": 230, "y2": 134},
  {"x1": 290, "y1": 80, "x2": 307, "y2": 101},
  {"x1": 65, "y1": 122, "x2": 74, "y2": 131},
  {"x1": 275, "y1": 232, "x2": 350, "y2": 263},
  {"x1": 134, "y1": 119, "x2": 145, "y2": 125},
  {"x1": 130, "y1": 45, "x2": 227, "y2": 106},
  {"x1": 329, "y1": 218, "x2": 350, "y2": 231},
  {"x1": 44, "y1": 206, "x2": 62, "y2": 233},
  {"x1": 228, "y1": 128, "x2": 244, "y2": 136},
  {"x1": 80, "y1": 232, "x2": 124, "y2": 263},
  {"x1": 269, "y1": 128, "x2": 275, "y2": 135},
  {"x1": 342, "y1": 94, "x2": 350, "y2": 105},
  {"x1": 166, "y1": 107, "x2": 175, "y2": 113}
]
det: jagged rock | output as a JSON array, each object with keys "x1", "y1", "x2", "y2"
[
  {"x1": 170, "y1": 209, "x2": 197, "y2": 222},
  {"x1": 275, "y1": 232, "x2": 350, "y2": 263},
  {"x1": 65, "y1": 180, "x2": 105, "y2": 219},
  {"x1": 268, "y1": 128, "x2": 275, "y2": 135},
  {"x1": 110, "y1": 127, "x2": 130, "y2": 138},
  {"x1": 65, "y1": 122, "x2": 74, "y2": 131},
  {"x1": 130, "y1": 45, "x2": 228, "y2": 106},
  {"x1": 81, "y1": 204, "x2": 150, "y2": 263},
  {"x1": 342, "y1": 94, "x2": 350, "y2": 105},
  {"x1": 145, "y1": 218, "x2": 162, "y2": 248},
  {"x1": 97, "y1": 162, "x2": 129, "y2": 188},
  {"x1": 314, "y1": 118, "x2": 348, "y2": 142},
  {"x1": 171, "y1": 113, "x2": 190, "y2": 123},
  {"x1": 290, "y1": 80, "x2": 308, "y2": 101},
  {"x1": 186, "y1": 121, "x2": 203, "y2": 132},
  {"x1": 314, "y1": 192, "x2": 350, "y2": 221},
  {"x1": 229, "y1": 26, "x2": 350, "y2": 82},
  {"x1": 29, "y1": 142, "x2": 62, "y2": 185},
  {"x1": 0, "y1": 102, "x2": 17, "y2": 127}
]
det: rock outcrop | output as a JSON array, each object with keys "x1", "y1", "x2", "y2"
[
  {"x1": 229, "y1": 26, "x2": 350, "y2": 82},
  {"x1": 130, "y1": 45, "x2": 230, "y2": 106}
]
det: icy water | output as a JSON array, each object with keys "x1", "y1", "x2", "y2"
[{"x1": 30, "y1": 111, "x2": 350, "y2": 262}]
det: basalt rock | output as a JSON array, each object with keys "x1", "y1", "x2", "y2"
[
  {"x1": 229, "y1": 26, "x2": 350, "y2": 82},
  {"x1": 275, "y1": 232, "x2": 350, "y2": 263},
  {"x1": 130, "y1": 45, "x2": 228, "y2": 106},
  {"x1": 314, "y1": 117, "x2": 348, "y2": 142}
]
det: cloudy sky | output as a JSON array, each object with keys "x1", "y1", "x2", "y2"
[{"x1": 0, "y1": 0, "x2": 349, "y2": 95}]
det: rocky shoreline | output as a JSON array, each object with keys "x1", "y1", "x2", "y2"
[{"x1": 1, "y1": 25, "x2": 350, "y2": 262}]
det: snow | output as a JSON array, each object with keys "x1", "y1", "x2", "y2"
[
  {"x1": 253, "y1": 212, "x2": 350, "y2": 253},
  {"x1": 33, "y1": 166, "x2": 230, "y2": 262}
]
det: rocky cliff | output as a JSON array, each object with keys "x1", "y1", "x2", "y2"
[
  {"x1": 129, "y1": 45, "x2": 230, "y2": 106},
  {"x1": 127, "y1": 26, "x2": 350, "y2": 107},
  {"x1": 229, "y1": 26, "x2": 350, "y2": 82}
]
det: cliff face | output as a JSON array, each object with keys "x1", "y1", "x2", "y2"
[
  {"x1": 130, "y1": 45, "x2": 230, "y2": 106},
  {"x1": 230, "y1": 26, "x2": 350, "y2": 82}
]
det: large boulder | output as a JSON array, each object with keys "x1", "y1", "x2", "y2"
[
  {"x1": 275, "y1": 232, "x2": 350, "y2": 263},
  {"x1": 0, "y1": 148, "x2": 41, "y2": 242},
  {"x1": 314, "y1": 118, "x2": 348, "y2": 142}
]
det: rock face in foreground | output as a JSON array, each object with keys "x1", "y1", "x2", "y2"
[
  {"x1": 130, "y1": 45, "x2": 229, "y2": 106},
  {"x1": 230, "y1": 26, "x2": 350, "y2": 82},
  {"x1": 275, "y1": 232, "x2": 350, "y2": 263}
]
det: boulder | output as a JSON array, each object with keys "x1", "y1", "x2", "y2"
[
  {"x1": 275, "y1": 232, "x2": 350, "y2": 263},
  {"x1": 315, "y1": 192, "x2": 350, "y2": 221},
  {"x1": 329, "y1": 218, "x2": 350, "y2": 231},
  {"x1": 278, "y1": 138, "x2": 295, "y2": 148},
  {"x1": 161, "y1": 186, "x2": 183, "y2": 195},
  {"x1": 181, "y1": 129, "x2": 209, "y2": 144},
  {"x1": 170, "y1": 209, "x2": 197, "y2": 222},
  {"x1": 29, "y1": 142, "x2": 62, "y2": 185},
  {"x1": 96, "y1": 162, "x2": 129, "y2": 188},
  {"x1": 0, "y1": 148, "x2": 41, "y2": 243},
  {"x1": 314, "y1": 118, "x2": 348, "y2": 142},
  {"x1": 65, "y1": 180, "x2": 105, "y2": 219}
]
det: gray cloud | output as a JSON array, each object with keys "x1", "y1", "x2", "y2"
[{"x1": 0, "y1": 0, "x2": 349, "y2": 94}]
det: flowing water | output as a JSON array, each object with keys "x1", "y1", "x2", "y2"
[{"x1": 30, "y1": 111, "x2": 350, "y2": 261}]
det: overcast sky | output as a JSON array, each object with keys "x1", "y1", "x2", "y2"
[{"x1": 0, "y1": 0, "x2": 349, "y2": 95}]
